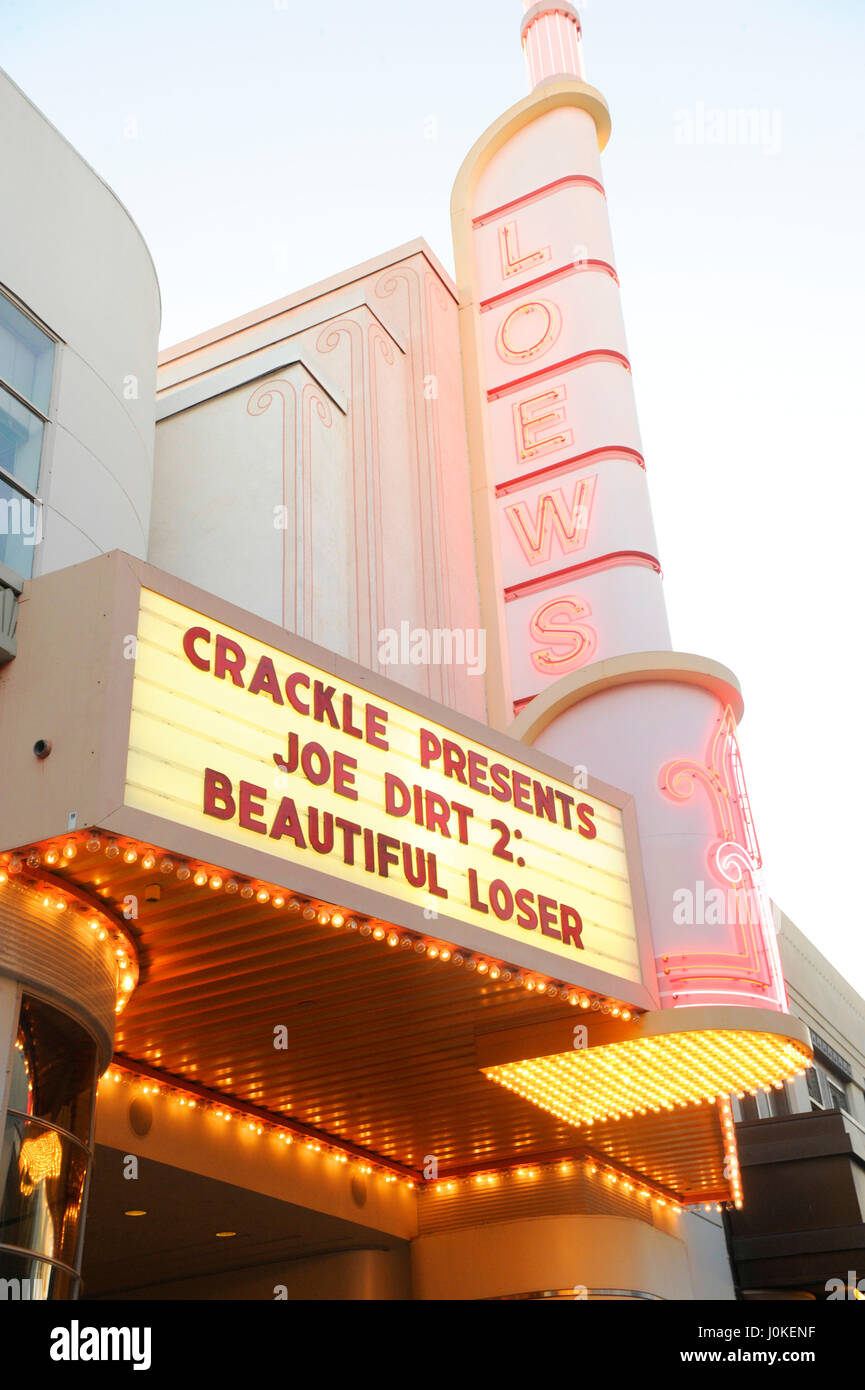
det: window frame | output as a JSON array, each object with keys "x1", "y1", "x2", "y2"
[
  {"x1": 806, "y1": 1062, "x2": 851, "y2": 1116},
  {"x1": 824, "y1": 1076, "x2": 848, "y2": 1114},
  {"x1": 0, "y1": 284, "x2": 59, "y2": 589}
]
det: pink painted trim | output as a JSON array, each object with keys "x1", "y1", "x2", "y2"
[
  {"x1": 480, "y1": 260, "x2": 619, "y2": 313},
  {"x1": 495, "y1": 445, "x2": 646, "y2": 497},
  {"x1": 487, "y1": 350, "x2": 632, "y2": 402},
  {"x1": 473, "y1": 174, "x2": 606, "y2": 229},
  {"x1": 157, "y1": 241, "x2": 457, "y2": 368},
  {"x1": 503, "y1": 550, "x2": 663, "y2": 603},
  {"x1": 522, "y1": 9, "x2": 583, "y2": 89}
]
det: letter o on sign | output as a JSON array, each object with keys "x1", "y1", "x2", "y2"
[{"x1": 496, "y1": 300, "x2": 562, "y2": 364}]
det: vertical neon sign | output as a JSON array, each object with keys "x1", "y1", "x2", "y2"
[
  {"x1": 452, "y1": 4, "x2": 670, "y2": 724},
  {"x1": 457, "y1": 5, "x2": 794, "y2": 1024}
]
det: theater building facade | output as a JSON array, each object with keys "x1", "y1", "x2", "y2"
[{"x1": 2, "y1": 6, "x2": 860, "y2": 1302}]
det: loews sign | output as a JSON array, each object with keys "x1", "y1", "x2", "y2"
[
  {"x1": 452, "y1": 89, "x2": 669, "y2": 721},
  {"x1": 125, "y1": 589, "x2": 647, "y2": 996}
]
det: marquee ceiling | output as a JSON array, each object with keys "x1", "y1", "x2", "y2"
[{"x1": 3, "y1": 828, "x2": 770, "y2": 1204}]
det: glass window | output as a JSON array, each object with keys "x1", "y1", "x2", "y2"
[
  {"x1": 806, "y1": 1066, "x2": 823, "y2": 1106},
  {"x1": 0, "y1": 997, "x2": 96, "y2": 1287},
  {"x1": 0, "y1": 292, "x2": 54, "y2": 415},
  {"x1": 0, "y1": 474, "x2": 40, "y2": 579},
  {"x1": 769, "y1": 1085, "x2": 791, "y2": 1118},
  {"x1": 0, "y1": 1115, "x2": 88, "y2": 1267},
  {"x1": 0, "y1": 381, "x2": 45, "y2": 493},
  {"x1": 0, "y1": 290, "x2": 55, "y2": 582},
  {"x1": 8, "y1": 996, "x2": 97, "y2": 1143},
  {"x1": 826, "y1": 1079, "x2": 847, "y2": 1113}
]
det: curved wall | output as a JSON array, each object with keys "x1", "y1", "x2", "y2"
[
  {"x1": 522, "y1": 668, "x2": 788, "y2": 1012},
  {"x1": 412, "y1": 1214, "x2": 703, "y2": 1300},
  {"x1": 0, "y1": 67, "x2": 160, "y2": 579},
  {"x1": 0, "y1": 880, "x2": 121, "y2": 1067}
]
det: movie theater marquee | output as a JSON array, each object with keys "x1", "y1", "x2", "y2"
[{"x1": 124, "y1": 587, "x2": 654, "y2": 1003}]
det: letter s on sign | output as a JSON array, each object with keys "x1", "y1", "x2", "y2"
[{"x1": 529, "y1": 596, "x2": 597, "y2": 675}]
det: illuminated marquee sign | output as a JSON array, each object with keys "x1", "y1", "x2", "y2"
[{"x1": 125, "y1": 590, "x2": 650, "y2": 1000}]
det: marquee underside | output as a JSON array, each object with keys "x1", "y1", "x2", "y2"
[{"x1": 1, "y1": 830, "x2": 812, "y2": 1206}]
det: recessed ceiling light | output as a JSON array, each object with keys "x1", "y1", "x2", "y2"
[
  {"x1": 124, "y1": 1210, "x2": 147, "y2": 1217},
  {"x1": 215, "y1": 1231, "x2": 237, "y2": 1238}
]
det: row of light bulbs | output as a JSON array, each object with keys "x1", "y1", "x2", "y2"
[
  {"x1": 0, "y1": 861, "x2": 139, "y2": 1014},
  {"x1": 103, "y1": 1065, "x2": 412, "y2": 1186},
  {"x1": 718, "y1": 1095, "x2": 743, "y2": 1207},
  {"x1": 105, "y1": 1067, "x2": 715, "y2": 1212},
  {"x1": 11, "y1": 830, "x2": 640, "y2": 1019},
  {"x1": 433, "y1": 1156, "x2": 745, "y2": 1213},
  {"x1": 430, "y1": 1156, "x2": 703, "y2": 1213}
]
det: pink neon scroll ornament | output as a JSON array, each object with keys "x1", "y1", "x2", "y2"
[{"x1": 659, "y1": 706, "x2": 787, "y2": 1011}]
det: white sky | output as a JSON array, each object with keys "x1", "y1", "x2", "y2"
[{"x1": 4, "y1": 0, "x2": 864, "y2": 995}]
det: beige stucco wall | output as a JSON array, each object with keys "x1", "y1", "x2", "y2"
[
  {"x1": 0, "y1": 67, "x2": 160, "y2": 578},
  {"x1": 94, "y1": 1075, "x2": 417, "y2": 1244},
  {"x1": 99, "y1": 1249, "x2": 411, "y2": 1301},
  {"x1": 778, "y1": 909, "x2": 865, "y2": 1128},
  {"x1": 411, "y1": 1214, "x2": 703, "y2": 1300},
  {"x1": 151, "y1": 242, "x2": 486, "y2": 722}
]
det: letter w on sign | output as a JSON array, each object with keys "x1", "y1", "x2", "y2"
[{"x1": 505, "y1": 475, "x2": 597, "y2": 566}]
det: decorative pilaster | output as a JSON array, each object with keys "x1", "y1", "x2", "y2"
[{"x1": 521, "y1": 2, "x2": 586, "y2": 88}]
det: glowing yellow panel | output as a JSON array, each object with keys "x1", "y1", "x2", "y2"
[
  {"x1": 483, "y1": 1029, "x2": 811, "y2": 1127},
  {"x1": 124, "y1": 589, "x2": 644, "y2": 987}
]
